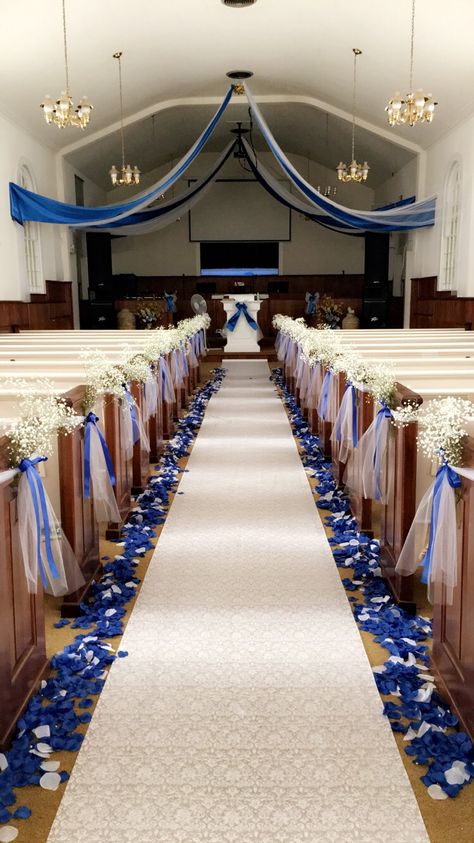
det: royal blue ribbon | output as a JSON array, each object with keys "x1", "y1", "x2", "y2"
[
  {"x1": 181, "y1": 344, "x2": 189, "y2": 376},
  {"x1": 320, "y1": 370, "x2": 332, "y2": 421},
  {"x1": 159, "y1": 357, "x2": 169, "y2": 400},
  {"x1": 83, "y1": 413, "x2": 116, "y2": 499},
  {"x1": 373, "y1": 402, "x2": 393, "y2": 501},
  {"x1": 306, "y1": 293, "x2": 318, "y2": 316},
  {"x1": 420, "y1": 462, "x2": 462, "y2": 586},
  {"x1": 335, "y1": 383, "x2": 358, "y2": 448},
  {"x1": 164, "y1": 294, "x2": 175, "y2": 312},
  {"x1": 18, "y1": 456, "x2": 61, "y2": 589},
  {"x1": 226, "y1": 302, "x2": 258, "y2": 332},
  {"x1": 125, "y1": 389, "x2": 140, "y2": 444}
]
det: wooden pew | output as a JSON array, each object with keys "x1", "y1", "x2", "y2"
[
  {"x1": 432, "y1": 435, "x2": 474, "y2": 740},
  {"x1": 0, "y1": 437, "x2": 48, "y2": 749}
]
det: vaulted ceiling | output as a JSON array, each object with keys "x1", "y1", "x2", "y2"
[{"x1": 2, "y1": 0, "x2": 470, "y2": 185}]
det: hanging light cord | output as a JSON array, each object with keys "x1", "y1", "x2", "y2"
[
  {"x1": 62, "y1": 0, "x2": 70, "y2": 94},
  {"x1": 409, "y1": 0, "x2": 416, "y2": 93}
]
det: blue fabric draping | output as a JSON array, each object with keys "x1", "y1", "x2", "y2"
[
  {"x1": 244, "y1": 85, "x2": 436, "y2": 232},
  {"x1": 335, "y1": 383, "x2": 358, "y2": 448},
  {"x1": 18, "y1": 457, "x2": 61, "y2": 589},
  {"x1": 125, "y1": 390, "x2": 140, "y2": 444},
  {"x1": 226, "y1": 302, "x2": 258, "y2": 332},
  {"x1": 10, "y1": 87, "x2": 233, "y2": 228}
]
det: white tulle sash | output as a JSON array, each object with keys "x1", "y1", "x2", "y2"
[
  {"x1": 82, "y1": 414, "x2": 121, "y2": 524},
  {"x1": 170, "y1": 349, "x2": 184, "y2": 388},
  {"x1": 0, "y1": 457, "x2": 85, "y2": 596},
  {"x1": 395, "y1": 463, "x2": 474, "y2": 604},
  {"x1": 318, "y1": 369, "x2": 339, "y2": 423},
  {"x1": 159, "y1": 357, "x2": 175, "y2": 404},
  {"x1": 143, "y1": 374, "x2": 158, "y2": 422},
  {"x1": 330, "y1": 383, "x2": 358, "y2": 464}
]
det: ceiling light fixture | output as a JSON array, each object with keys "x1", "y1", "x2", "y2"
[
  {"x1": 109, "y1": 52, "x2": 141, "y2": 188},
  {"x1": 385, "y1": 0, "x2": 437, "y2": 127},
  {"x1": 336, "y1": 49, "x2": 369, "y2": 184},
  {"x1": 40, "y1": 0, "x2": 92, "y2": 129},
  {"x1": 221, "y1": 1, "x2": 258, "y2": 7}
]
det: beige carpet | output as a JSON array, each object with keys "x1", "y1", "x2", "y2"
[{"x1": 47, "y1": 360, "x2": 429, "y2": 843}]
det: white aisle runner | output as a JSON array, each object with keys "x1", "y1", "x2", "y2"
[{"x1": 48, "y1": 360, "x2": 429, "y2": 843}]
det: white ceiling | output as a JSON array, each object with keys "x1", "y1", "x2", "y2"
[{"x1": 2, "y1": 0, "x2": 471, "y2": 183}]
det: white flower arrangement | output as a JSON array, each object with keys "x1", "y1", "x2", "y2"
[
  {"x1": 5, "y1": 380, "x2": 81, "y2": 466},
  {"x1": 416, "y1": 397, "x2": 474, "y2": 466},
  {"x1": 81, "y1": 349, "x2": 126, "y2": 412},
  {"x1": 118, "y1": 352, "x2": 154, "y2": 386},
  {"x1": 391, "y1": 402, "x2": 420, "y2": 427}
]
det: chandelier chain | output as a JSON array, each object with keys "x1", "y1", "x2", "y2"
[
  {"x1": 351, "y1": 49, "x2": 357, "y2": 161},
  {"x1": 61, "y1": 0, "x2": 70, "y2": 94},
  {"x1": 409, "y1": 0, "x2": 415, "y2": 93},
  {"x1": 116, "y1": 53, "x2": 126, "y2": 171}
]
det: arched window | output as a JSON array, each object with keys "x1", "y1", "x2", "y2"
[
  {"x1": 17, "y1": 164, "x2": 45, "y2": 294},
  {"x1": 439, "y1": 161, "x2": 461, "y2": 292}
]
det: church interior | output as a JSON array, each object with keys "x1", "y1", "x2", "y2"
[{"x1": 1, "y1": 2, "x2": 474, "y2": 842}]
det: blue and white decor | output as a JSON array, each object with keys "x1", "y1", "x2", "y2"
[
  {"x1": 0, "y1": 369, "x2": 226, "y2": 838},
  {"x1": 226, "y1": 302, "x2": 258, "y2": 333},
  {"x1": 272, "y1": 367, "x2": 474, "y2": 801}
]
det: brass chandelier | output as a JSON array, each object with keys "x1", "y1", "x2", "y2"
[
  {"x1": 109, "y1": 52, "x2": 141, "y2": 188},
  {"x1": 336, "y1": 49, "x2": 369, "y2": 184},
  {"x1": 385, "y1": 0, "x2": 437, "y2": 127},
  {"x1": 40, "y1": 0, "x2": 92, "y2": 129}
]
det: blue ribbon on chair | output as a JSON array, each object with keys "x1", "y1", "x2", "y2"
[
  {"x1": 83, "y1": 413, "x2": 116, "y2": 499},
  {"x1": 226, "y1": 302, "x2": 258, "y2": 332},
  {"x1": 335, "y1": 383, "x2": 358, "y2": 448},
  {"x1": 125, "y1": 389, "x2": 140, "y2": 444},
  {"x1": 18, "y1": 456, "x2": 61, "y2": 589},
  {"x1": 306, "y1": 293, "x2": 318, "y2": 316},
  {"x1": 320, "y1": 370, "x2": 332, "y2": 421},
  {"x1": 420, "y1": 461, "x2": 461, "y2": 586},
  {"x1": 164, "y1": 294, "x2": 176, "y2": 312},
  {"x1": 373, "y1": 402, "x2": 393, "y2": 501}
]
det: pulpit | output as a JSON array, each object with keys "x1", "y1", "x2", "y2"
[{"x1": 214, "y1": 294, "x2": 267, "y2": 353}]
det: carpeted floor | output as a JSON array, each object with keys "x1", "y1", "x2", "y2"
[{"x1": 44, "y1": 359, "x2": 428, "y2": 843}]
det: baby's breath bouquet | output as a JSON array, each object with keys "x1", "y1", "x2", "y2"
[
  {"x1": 81, "y1": 349, "x2": 126, "y2": 412},
  {"x1": 4, "y1": 380, "x2": 81, "y2": 466},
  {"x1": 118, "y1": 352, "x2": 154, "y2": 386},
  {"x1": 417, "y1": 397, "x2": 474, "y2": 466}
]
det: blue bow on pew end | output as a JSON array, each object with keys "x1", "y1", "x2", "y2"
[{"x1": 83, "y1": 413, "x2": 116, "y2": 499}]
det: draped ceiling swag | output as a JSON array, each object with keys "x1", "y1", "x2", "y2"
[{"x1": 10, "y1": 87, "x2": 436, "y2": 236}]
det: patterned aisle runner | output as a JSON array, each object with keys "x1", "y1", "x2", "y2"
[{"x1": 48, "y1": 360, "x2": 429, "y2": 843}]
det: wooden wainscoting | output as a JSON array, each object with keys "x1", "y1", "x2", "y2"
[
  {"x1": 0, "y1": 281, "x2": 73, "y2": 332},
  {"x1": 410, "y1": 277, "x2": 474, "y2": 329}
]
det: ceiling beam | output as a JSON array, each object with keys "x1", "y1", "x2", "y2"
[{"x1": 57, "y1": 91, "x2": 423, "y2": 159}]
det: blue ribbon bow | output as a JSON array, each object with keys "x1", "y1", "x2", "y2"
[
  {"x1": 226, "y1": 302, "x2": 258, "y2": 332},
  {"x1": 18, "y1": 456, "x2": 61, "y2": 589},
  {"x1": 335, "y1": 382, "x2": 358, "y2": 448},
  {"x1": 83, "y1": 413, "x2": 116, "y2": 499},
  {"x1": 320, "y1": 370, "x2": 332, "y2": 421},
  {"x1": 164, "y1": 294, "x2": 176, "y2": 313},
  {"x1": 373, "y1": 402, "x2": 393, "y2": 501},
  {"x1": 306, "y1": 293, "x2": 318, "y2": 316},
  {"x1": 420, "y1": 461, "x2": 462, "y2": 586},
  {"x1": 125, "y1": 389, "x2": 140, "y2": 444}
]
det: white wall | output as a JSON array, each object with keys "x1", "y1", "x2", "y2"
[
  {"x1": 0, "y1": 111, "x2": 62, "y2": 301},
  {"x1": 411, "y1": 115, "x2": 474, "y2": 296},
  {"x1": 110, "y1": 151, "x2": 374, "y2": 277},
  {"x1": 374, "y1": 158, "x2": 419, "y2": 298}
]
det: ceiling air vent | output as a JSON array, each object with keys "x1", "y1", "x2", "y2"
[{"x1": 221, "y1": 0, "x2": 258, "y2": 7}]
